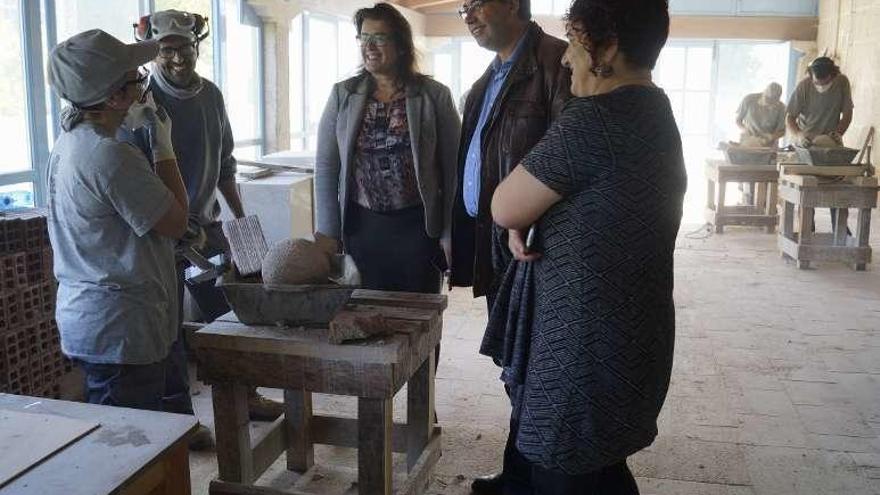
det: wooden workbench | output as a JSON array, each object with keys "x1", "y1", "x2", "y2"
[
  {"x1": 0, "y1": 393, "x2": 197, "y2": 495},
  {"x1": 778, "y1": 174, "x2": 878, "y2": 270},
  {"x1": 705, "y1": 159, "x2": 780, "y2": 233},
  {"x1": 194, "y1": 289, "x2": 446, "y2": 495}
]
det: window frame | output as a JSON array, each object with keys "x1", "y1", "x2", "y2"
[{"x1": 2, "y1": 0, "x2": 265, "y2": 208}]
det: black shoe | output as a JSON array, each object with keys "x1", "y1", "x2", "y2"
[{"x1": 471, "y1": 472, "x2": 504, "y2": 494}]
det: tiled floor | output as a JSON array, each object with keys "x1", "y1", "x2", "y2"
[{"x1": 189, "y1": 212, "x2": 880, "y2": 494}]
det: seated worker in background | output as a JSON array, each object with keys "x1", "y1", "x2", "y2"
[
  {"x1": 736, "y1": 82, "x2": 785, "y2": 148},
  {"x1": 128, "y1": 9, "x2": 283, "y2": 423},
  {"x1": 786, "y1": 56, "x2": 853, "y2": 147},
  {"x1": 46, "y1": 30, "x2": 188, "y2": 413}
]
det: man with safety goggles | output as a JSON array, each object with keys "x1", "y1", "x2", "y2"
[{"x1": 125, "y1": 9, "x2": 284, "y2": 431}]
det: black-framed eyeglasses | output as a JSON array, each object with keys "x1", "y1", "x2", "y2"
[
  {"x1": 356, "y1": 33, "x2": 392, "y2": 47},
  {"x1": 457, "y1": 0, "x2": 492, "y2": 19},
  {"x1": 158, "y1": 43, "x2": 196, "y2": 59}
]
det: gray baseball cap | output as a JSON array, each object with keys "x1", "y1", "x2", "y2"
[
  {"x1": 47, "y1": 29, "x2": 158, "y2": 107},
  {"x1": 149, "y1": 10, "x2": 199, "y2": 42}
]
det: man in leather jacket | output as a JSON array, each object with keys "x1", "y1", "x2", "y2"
[
  {"x1": 448, "y1": 1, "x2": 571, "y2": 493},
  {"x1": 450, "y1": 0, "x2": 571, "y2": 301}
]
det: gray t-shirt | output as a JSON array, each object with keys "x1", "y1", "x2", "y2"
[
  {"x1": 787, "y1": 75, "x2": 854, "y2": 136},
  {"x1": 47, "y1": 123, "x2": 178, "y2": 365},
  {"x1": 737, "y1": 93, "x2": 786, "y2": 136}
]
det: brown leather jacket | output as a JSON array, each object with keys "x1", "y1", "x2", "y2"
[{"x1": 450, "y1": 22, "x2": 572, "y2": 297}]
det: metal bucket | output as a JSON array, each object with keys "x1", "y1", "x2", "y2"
[
  {"x1": 723, "y1": 147, "x2": 777, "y2": 165},
  {"x1": 795, "y1": 146, "x2": 859, "y2": 166}
]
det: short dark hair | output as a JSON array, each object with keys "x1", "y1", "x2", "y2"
[
  {"x1": 517, "y1": 0, "x2": 531, "y2": 20},
  {"x1": 808, "y1": 57, "x2": 838, "y2": 80},
  {"x1": 354, "y1": 3, "x2": 421, "y2": 84},
  {"x1": 564, "y1": 0, "x2": 669, "y2": 70}
]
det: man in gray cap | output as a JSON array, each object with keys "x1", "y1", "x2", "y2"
[
  {"x1": 786, "y1": 56, "x2": 854, "y2": 147},
  {"x1": 128, "y1": 9, "x2": 283, "y2": 421},
  {"x1": 46, "y1": 30, "x2": 188, "y2": 411}
]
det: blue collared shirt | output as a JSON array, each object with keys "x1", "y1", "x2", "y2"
[{"x1": 462, "y1": 33, "x2": 529, "y2": 217}]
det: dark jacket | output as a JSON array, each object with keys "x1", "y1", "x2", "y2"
[{"x1": 450, "y1": 22, "x2": 571, "y2": 297}]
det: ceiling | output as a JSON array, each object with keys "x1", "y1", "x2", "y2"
[{"x1": 390, "y1": 0, "x2": 459, "y2": 15}]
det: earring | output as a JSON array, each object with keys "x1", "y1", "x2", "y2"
[{"x1": 590, "y1": 64, "x2": 614, "y2": 77}]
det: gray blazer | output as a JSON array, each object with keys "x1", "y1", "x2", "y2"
[{"x1": 314, "y1": 74, "x2": 462, "y2": 240}]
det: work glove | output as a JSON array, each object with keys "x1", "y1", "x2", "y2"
[{"x1": 144, "y1": 104, "x2": 176, "y2": 163}]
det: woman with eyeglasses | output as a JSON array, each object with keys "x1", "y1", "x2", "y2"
[
  {"x1": 315, "y1": 2, "x2": 461, "y2": 294},
  {"x1": 489, "y1": 0, "x2": 685, "y2": 492},
  {"x1": 46, "y1": 30, "x2": 188, "y2": 412}
]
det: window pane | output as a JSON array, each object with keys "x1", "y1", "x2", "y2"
[
  {"x1": 289, "y1": 14, "x2": 304, "y2": 150},
  {"x1": 460, "y1": 40, "x2": 494, "y2": 94},
  {"x1": 685, "y1": 46, "x2": 713, "y2": 91},
  {"x1": 54, "y1": 0, "x2": 140, "y2": 43},
  {"x1": 532, "y1": 0, "x2": 554, "y2": 15},
  {"x1": 683, "y1": 92, "x2": 710, "y2": 135},
  {"x1": 154, "y1": 0, "x2": 214, "y2": 79},
  {"x1": 337, "y1": 21, "x2": 359, "y2": 80},
  {"x1": 654, "y1": 46, "x2": 685, "y2": 90},
  {"x1": 0, "y1": 0, "x2": 30, "y2": 174},
  {"x1": 0, "y1": 182, "x2": 35, "y2": 210},
  {"x1": 433, "y1": 53, "x2": 454, "y2": 97},
  {"x1": 222, "y1": 0, "x2": 260, "y2": 142},
  {"x1": 233, "y1": 145, "x2": 260, "y2": 160},
  {"x1": 306, "y1": 16, "x2": 338, "y2": 147}
]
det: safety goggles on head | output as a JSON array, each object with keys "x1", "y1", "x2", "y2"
[
  {"x1": 133, "y1": 10, "x2": 210, "y2": 43},
  {"x1": 458, "y1": 0, "x2": 494, "y2": 19},
  {"x1": 356, "y1": 33, "x2": 392, "y2": 47}
]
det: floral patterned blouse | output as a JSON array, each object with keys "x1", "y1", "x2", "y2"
[{"x1": 351, "y1": 94, "x2": 421, "y2": 212}]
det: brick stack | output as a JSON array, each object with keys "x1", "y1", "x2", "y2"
[{"x1": 0, "y1": 209, "x2": 69, "y2": 397}]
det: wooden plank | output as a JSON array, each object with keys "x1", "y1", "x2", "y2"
[
  {"x1": 358, "y1": 398, "x2": 393, "y2": 495},
  {"x1": 308, "y1": 415, "x2": 426, "y2": 453},
  {"x1": 118, "y1": 439, "x2": 190, "y2": 495},
  {"x1": 222, "y1": 216, "x2": 269, "y2": 277},
  {"x1": 284, "y1": 390, "x2": 313, "y2": 473},
  {"x1": 212, "y1": 383, "x2": 254, "y2": 484},
  {"x1": 407, "y1": 352, "x2": 435, "y2": 471},
  {"x1": 0, "y1": 411, "x2": 99, "y2": 488},
  {"x1": 250, "y1": 415, "x2": 286, "y2": 479},
  {"x1": 351, "y1": 290, "x2": 448, "y2": 311},
  {"x1": 779, "y1": 165, "x2": 866, "y2": 177},
  {"x1": 0, "y1": 394, "x2": 197, "y2": 495},
  {"x1": 396, "y1": 431, "x2": 442, "y2": 495},
  {"x1": 194, "y1": 321, "x2": 403, "y2": 364}
]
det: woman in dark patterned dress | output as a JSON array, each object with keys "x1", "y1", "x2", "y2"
[
  {"x1": 489, "y1": 0, "x2": 686, "y2": 493},
  {"x1": 314, "y1": 3, "x2": 461, "y2": 293}
]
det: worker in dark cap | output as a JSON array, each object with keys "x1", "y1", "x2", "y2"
[
  {"x1": 786, "y1": 56, "x2": 853, "y2": 147},
  {"x1": 46, "y1": 30, "x2": 188, "y2": 412}
]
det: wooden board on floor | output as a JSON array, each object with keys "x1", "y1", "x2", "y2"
[{"x1": 0, "y1": 411, "x2": 99, "y2": 488}]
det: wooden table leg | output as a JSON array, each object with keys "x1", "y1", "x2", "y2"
[
  {"x1": 212, "y1": 383, "x2": 254, "y2": 483},
  {"x1": 798, "y1": 204, "x2": 814, "y2": 269},
  {"x1": 767, "y1": 182, "x2": 779, "y2": 234},
  {"x1": 715, "y1": 179, "x2": 726, "y2": 234},
  {"x1": 358, "y1": 397, "x2": 392, "y2": 495},
  {"x1": 706, "y1": 178, "x2": 715, "y2": 211},
  {"x1": 755, "y1": 182, "x2": 767, "y2": 210},
  {"x1": 855, "y1": 208, "x2": 872, "y2": 271},
  {"x1": 407, "y1": 352, "x2": 435, "y2": 471},
  {"x1": 284, "y1": 389, "x2": 314, "y2": 473},
  {"x1": 163, "y1": 440, "x2": 191, "y2": 495},
  {"x1": 833, "y1": 208, "x2": 849, "y2": 246}
]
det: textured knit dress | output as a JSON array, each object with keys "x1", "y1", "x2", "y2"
[{"x1": 514, "y1": 85, "x2": 687, "y2": 474}]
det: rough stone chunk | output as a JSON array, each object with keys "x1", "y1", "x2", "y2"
[
  {"x1": 261, "y1": 238, "x2": 331, "y2": 285},
  {"x1": 327, "y1": 310, "x2": 391, "y2": 344}
]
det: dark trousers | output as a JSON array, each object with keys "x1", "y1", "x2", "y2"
[
  {"x1": 343, "y1": 203, "x2": 444, "y2": 294},
  {"x1": 165, "y1": 222, "x2": 230, "y2": 415},
  {"x1": 78, "y1": 358, "x2": 168, "y2": 412}
]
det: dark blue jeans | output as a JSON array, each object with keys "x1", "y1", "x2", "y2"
[{"x1": 77, "y1": 358, "x2": 167, "y2": 412}]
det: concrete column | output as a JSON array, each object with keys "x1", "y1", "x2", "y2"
[{"x1": 261, "y1": 20, "x2": 291, "y2": 153}]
